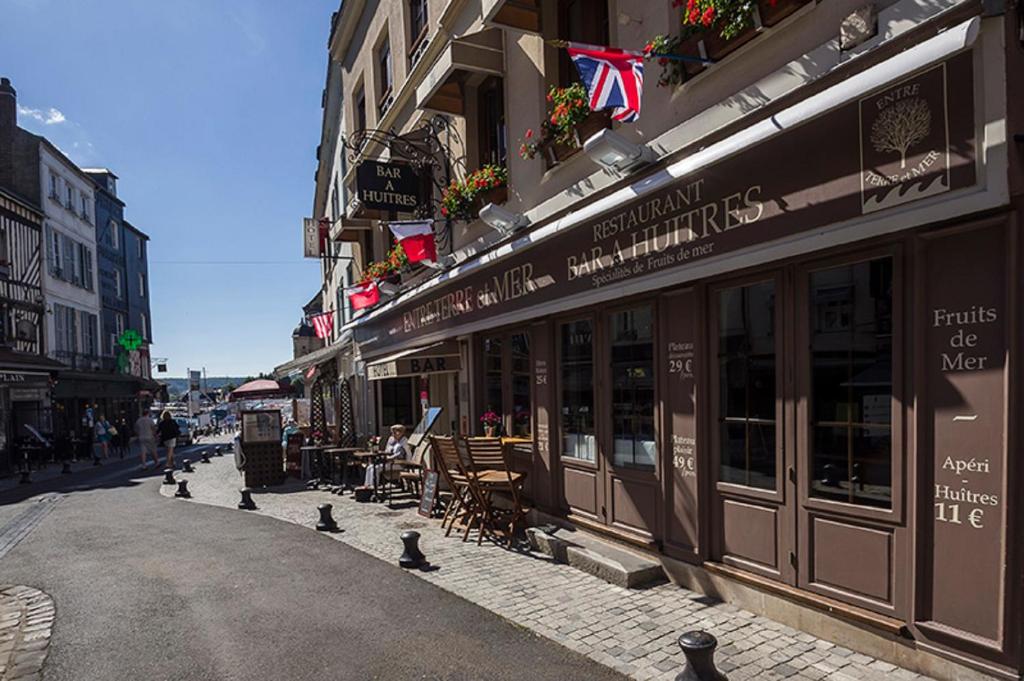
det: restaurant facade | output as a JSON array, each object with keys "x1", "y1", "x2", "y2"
[{"x1": 309, "y1": 0, "x2": 1023, "y2": 678}]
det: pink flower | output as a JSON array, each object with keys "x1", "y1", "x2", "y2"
[{"x1": 525, "y1": 128, "x2": 534, "y2": 139}]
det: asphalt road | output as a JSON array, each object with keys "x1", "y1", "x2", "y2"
[{"x1": 0, "y1": 448, "x2": 625, "y2": 681}]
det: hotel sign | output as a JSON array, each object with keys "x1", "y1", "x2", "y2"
[
  {"x1": 355, "y1": 160, "x2": 422, "y2": 213},
  {"x1": 355, "y1": 52, "x2": 977, "y2": 352}
]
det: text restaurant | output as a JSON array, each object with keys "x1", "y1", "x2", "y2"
[{"x1": 345, "y1": 18, "x2": 1020, "y2": 680}]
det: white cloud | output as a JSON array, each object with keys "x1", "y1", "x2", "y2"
[{"x1": 17, "y1": 105, "x2": 67, "y2": 125}]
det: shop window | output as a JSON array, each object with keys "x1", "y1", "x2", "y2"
[
  {"x1": 555, "y1": 0, "x2": 609, "y2": 88},
  {"x1": 560, "y1": 319, "x2": 595, "y2": 462},
  {"x1": 717, "y1": 282, "x2": 777, "y2": 490},
  {"x1": 482, "y1": 335, "x2": 504, "y2": 432},
  {"x1": 509, "y1": 332, "x2": 531, "y2": 438},
  {"x1": 809, "y1": 258, "x2": 893, "y2": 508},
  {"x1": 477, "y1": 77, "x2": 507, "y2": 166},
  {"x1": 609, "y1": 307, "x2": 655, "y2": 469}
]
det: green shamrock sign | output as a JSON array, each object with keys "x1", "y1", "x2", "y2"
[{"x1": 118, "y1": 329, "x2": 143, "y2": 352}]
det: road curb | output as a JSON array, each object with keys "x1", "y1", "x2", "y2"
[{"x1": 0, "y1": 585, "x2": 55, "y2": 680}]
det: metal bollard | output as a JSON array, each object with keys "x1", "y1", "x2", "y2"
[
  {"x1": 398, "y1": 531, "x2": 426, "y2": 569},
  {"x1": 163, "y1": 468, "x2": 176, "y2": 485},
  {"x1": 61, "y1": 461, "x2": 72, "y2": 474},
  {"x1": 182, "y1": 459, "x2": 194, "y2": 473},
  {"x1": 675, "y1": 631, "x2": 728, "y2": 681},
  {"x1": 315, "y1": 503, "x2": 338, "y2": 532},
  {"x1": 200, "y1": 451, "x2": 211, "y2": 464},
  {"x1": 214, "y1": 446, "x2": 224, "y2": 457},
  {"x1": 18, "y1": 468, "x2": 31, "y2": 484},
  {"x1": 238, "y1": 488, "x2": 257, "y2": 510},
  {"x1": 175, "y1": 479, "x2": 191, "y2": 499}
]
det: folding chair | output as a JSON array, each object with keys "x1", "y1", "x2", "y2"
[
  {"x1": 430, "y1": 435, "x2": 486, "y2": 541},
  {"x1": 463, "y1": 437, "x2": 530, "y2": 546}
]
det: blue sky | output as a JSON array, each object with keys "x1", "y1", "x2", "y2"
[{"x1": 3, "y1": 0, "x2": 336, "y2": 377}]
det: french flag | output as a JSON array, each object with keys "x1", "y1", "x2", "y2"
[
  {"x1": 388, "y1": 220, "x2": 437, "y2": 264},
  {"x1": 347, "y1": 280, "x2": 380, "y2": 311}
]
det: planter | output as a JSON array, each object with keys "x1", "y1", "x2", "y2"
[
  {"x1": 677, "y1": 36, "x2": 707, "y2": 78},
  {"x1": 701, "y1": 23, "x2": 760, "y2": 61},
  {"x1": 543, "y1": 111, "x2": 611, "y2": 166},
  {"x1": 757, "y1": 0, "x2": 810, "y2": 27},
  {"x1": 484, "y1": 425, "x2": 498, "y2": 437},
  {"x1": 473, "y1": 184, "x2": 508, "y2": 211}
]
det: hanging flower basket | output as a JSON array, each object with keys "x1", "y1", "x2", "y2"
[
  {"x1": 757, "y1": 0, "x2": 809, "y2": 26},
  {"x1": 440, "y1": 165, "x2": 509, "y2": 222},
  {"x1": 473, "y1": 184, "x2": 509, "y2": 212},
  {"x1": 544, "y1": 110, "x2": 609, "y2": 165}
]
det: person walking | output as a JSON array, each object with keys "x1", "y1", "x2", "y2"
[
  {"x1": 95, "y1": 414, "x2": 113, "y2": 459},
  {"x1": 135, "y1": 412, "x2": 160, "y2": 469},
  {"x1": 157, "y1": 411, "x2": 181, "y2": 469}
]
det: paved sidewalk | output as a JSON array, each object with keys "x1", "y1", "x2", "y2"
[
  {"x1": 0, "y1": 585, "x2": 55, "y2": 681},
  {"x1": 163, "y1": 458, "x2": 934, "y2": 681}
]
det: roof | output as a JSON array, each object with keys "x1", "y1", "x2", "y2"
[
  {"x1": 80, "y1": 167, "x2": 119, "y2": 179},
  {"x1": 122, "y1": 220, "x2": 150, "y2": 240}
]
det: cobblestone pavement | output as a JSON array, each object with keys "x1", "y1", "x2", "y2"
[
  {"x1": 0, "y1": 586, "x2": 55, "y2": 681},
  {"x1": 163, "y1": 458, "x2": 935, "y2": 681}
]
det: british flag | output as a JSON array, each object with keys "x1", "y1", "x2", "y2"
[{"x1": 567, "y1": 43, "x2": 644, "y2": 123}]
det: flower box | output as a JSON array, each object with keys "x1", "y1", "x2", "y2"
[
  {"x1": 544, "y1": 110, "x2": 609, "y2": 165},
  {"x1": 677, "y1": 37, "x2": 707, "y2": 78},
  {"x1": 701, "y1": 23, "x2": 759, "y2": 61},
  {"x1": 757, "y1": 0, "x2": 810, "y2": 27},
  {"x1": 473, "y1": 185, "x2": 508, "y2": 212}
]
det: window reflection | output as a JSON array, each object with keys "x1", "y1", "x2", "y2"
[
  {"x1": 511, "y1": 332, "x2": 531, "y2": 437},
  {"x1": 560, "y1": 320, "x2": 595, "y2": 462},
  {"x1": 483, "y1": 336, "x2": 504, "y2": 435},
  {"x1": 717, "y1": 282, "x2": 777, "y2": 490},
  {"x1": 809, "y1": 258, "x2": 893, "y2": 508},
  {"x1": 609, "y1": 307, "x2": 655, "y2": 469}
]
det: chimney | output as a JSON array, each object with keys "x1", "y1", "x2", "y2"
[{"x1": 0, "y1": 78, "x2": 16, "y2": 131}]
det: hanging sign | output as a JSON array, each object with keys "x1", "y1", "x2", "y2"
[
  {"x1": 303, "y1": 217, "x2": 320, "y2": 258},
  {"x1": 355, "y1": 160, "x2": 421, "y2": 212}
]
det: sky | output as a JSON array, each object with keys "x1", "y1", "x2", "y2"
[{"x1": 2, "y1": 0, "x2": 337, "y2": 377}]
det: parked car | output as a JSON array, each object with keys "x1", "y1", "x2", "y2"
[{"x1": 173, "y1": 417, "x2": 193, "y2": 447}]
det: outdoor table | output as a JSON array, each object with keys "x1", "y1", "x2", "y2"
[
  {"x1": 324, "y1": 447, "x2": 360, "y2": 493},
  {"x1": 351, "y1": 450, "x2": 388, "y2": 503},
  {"x1": 300, "y1": 445, "x2": 330, "y2": 483}
]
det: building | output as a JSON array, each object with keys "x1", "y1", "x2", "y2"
[
  {"x1": 302, "y1": 1, "x2": 1024, "y2": 679},
  {"x1": 122, "y1": 220, "x2": 153, "y2": 382},
  {"x1": 83, "y1": 169, "x2": 128, "y2": 373}
]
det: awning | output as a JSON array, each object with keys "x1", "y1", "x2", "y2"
[
  {"x1": 415, "y1": 29, "x2": 504, "y2": 115},
  {"x1": 482, "y1": 0, "x2": 540, "y2": 33},
  {"x1": 272, "y1": 333, "x2": 351, "y2": 380},
  {"x1": 366, "y1": 341, "x2": 461, "y2": 381}
]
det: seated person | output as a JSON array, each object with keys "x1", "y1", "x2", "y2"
[{"x1": 364, "y1": 424, "x2": 410, "y2": 488}]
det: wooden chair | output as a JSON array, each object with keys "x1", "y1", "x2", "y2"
[
  {"x1": 463, "y1": 437, "x2": 530, "y2": 546},
  {"x1": 394, "y1": 438, "x2": 428, "y2": 497},
  {"x1": 430, "y1": 435, "x2": 484, "y2": 541}
]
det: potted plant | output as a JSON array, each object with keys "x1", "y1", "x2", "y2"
[
  {"x1": 519, "y1": 83, "x2": 606, "y2": 165},
  {"x1": 480, "y1": 411, "x2": 501, "y2": 437},
  {"x1": 644, "y1": 33, "x2": 705, "y2": 87},
  {"x1": 680, "y1": 0, "x2": 760, "y2": 61},
  {"x1": 440, "y1": 165, "x2": 508, "y2": 222}
]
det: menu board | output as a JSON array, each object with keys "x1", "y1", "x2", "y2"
[
  {"x1": 242, "y1": 410, "x2": 282, "y2": 444},
  {"x1": 418, "y1": 470, "x2": 440, "y2": 518}
]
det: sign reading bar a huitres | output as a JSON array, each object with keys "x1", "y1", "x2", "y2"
[
  {"x1": 355, "y1": 160, "x2": 422, "y2": 212},
  {"x1": 355, "y1": 54, "x2": 976, "y2": 351}
]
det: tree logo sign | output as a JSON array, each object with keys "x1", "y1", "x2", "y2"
[{"x1": 859, "y1": 63, "x2": 950, "y2": 214}]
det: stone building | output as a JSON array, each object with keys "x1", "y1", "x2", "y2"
[{"x1": 299, "y1": 2, "x2": 1024, "y2": 678}]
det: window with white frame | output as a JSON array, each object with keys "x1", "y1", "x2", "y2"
[
  {"x1": 138, "y1": 272, "x2": 146, "y2": 297},
  {"x1": 80, "y1": 310, "x2": 98, "y2": 357},
  {"x1": 114, "y1": 269, "x2": 122, "y2": 298},
  {"x1": 49, "y1": 171, "x2": 58, "y2": 200},
  {"x1": 80, "y1": 194, "x2": 89, "y2": 222},
  {"x1": 108, "y1": 219, "x2": 119, "y2": 250},
  {"x1": 52, "y1": 303, "x2": 78, "y2": 354},
  {"x1": 115, "y1": 312, "x2": 125, "y2": 336},
  {"x1": 66, "y1": 183, "x2": 74, "y2": 210}
]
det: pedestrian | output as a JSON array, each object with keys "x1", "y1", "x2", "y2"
[
  {"x1": 156, "y1": 411, "x2": 180, "y2": 469},
  {"x1": 135, "y1": 412, "x2": 160, "y2": 469},
  {"x1": 95, "y1": 414, "x2": 113, "y2": 459}
]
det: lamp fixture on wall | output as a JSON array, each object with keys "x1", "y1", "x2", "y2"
[
  {"x1": 479, "y1": 203, "x2": 530, "y2": 235},
  {"x1": 584, "y1": 129, "x2": 655, "y2": 173}
]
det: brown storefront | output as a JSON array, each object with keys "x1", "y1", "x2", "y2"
[{"x1": 348, "y1": 19, "x2": 1020, "y2": 680}]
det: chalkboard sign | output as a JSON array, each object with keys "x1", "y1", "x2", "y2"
[{"x1": 418, "y1": 470, "x2": 440, "y2": 518}]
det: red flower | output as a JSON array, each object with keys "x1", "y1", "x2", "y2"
[
  {"x1": 687, "y1": 0, "x2": 696, "y2": 9},
  {"x1": 440, "y1": 206, "x2": 448, "y2": 216},
  {"x1": 688, "y1": 7, "x2": 700, "y2": 23},
  {"x1": 551, "y1": 115, "x2": 559, "y2": 125},
  {"x1": 701, "y1": 6, "x2": 715, "y2": 25},
  {"x1": 525, "y1": 128, "x2": 534, "y2": 139},
  {"x1": 643, "y1": 42, "x2": 653, "y2": 54}
]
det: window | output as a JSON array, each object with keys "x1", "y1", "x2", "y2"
[
  {"x1": 355, "y1": 86, "x2": 367, "y2": 132},
  {"x1": 108, "y1": 219, "x2": 119, "y2": 250},
  {"x1": 49, "y1": 172, "x2": 58, "y2": 199},
  {"x1": 60, "y1": 234, "x2": 74, "y2": 283},
  {"x1": 138, "y1": 238, "x2": 145, "y2": 259},
  {"x1": 138, "y1": 272, "x2": 146, "y2": 297},
  {"x1": 809, "y1": 258, "x2": 893, "y2": 508},
  {"x1": 378, "y1": 36, "x2": 392, "y2": 96},
  {"x1": 509, "y1": 332, "x2": 531, "y2": 438},
  {"x1": 53, "y1": 304, "x2": 78, "y2": 354},
  {"x1": 409, "y1": 0, "x2": 428, "y2": 45},
  {"x1": 556, "y1": 0, "x2": 609, "y2": 87},
  {"x1": 80, "y1": 194, "x2": 89, "y2": 222},
  {"x1": 115, "y1": 312, "x2": 126, "y2": 336},
  {"x1": 717, "y1": 281, "x2": 777, "y2": 490},
  {"x1": 140, "y1": 313, "x2": 148, "y2": 340},
  {"x1": 66, "y1": 183, "x2": 74, "y2": 209},
  {"x1": 609, "y1": 306, "x2": 656, "y2": 468},
  {"x1": 114, "y1": 269, "x2": 122, "y2": 299},
  {"x1": 47, "y1": 227, "x2": 61, "y2": 278},
  {"x1": 80, "y1": 311, "x2": 97, "y2": 357},
  {"x1": 477, "y1": 77, "x2": 507, "y2": 166},
  {"x1": 560, "y1": 319, "x2": 595, "y2": 462},
  {"x1": 483, "y1": 336, "x2": 504, "y2": 433}
]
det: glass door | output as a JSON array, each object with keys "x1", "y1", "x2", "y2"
[{"x1": 557, "y1": 317, "x2": 600, "y2": 520}]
